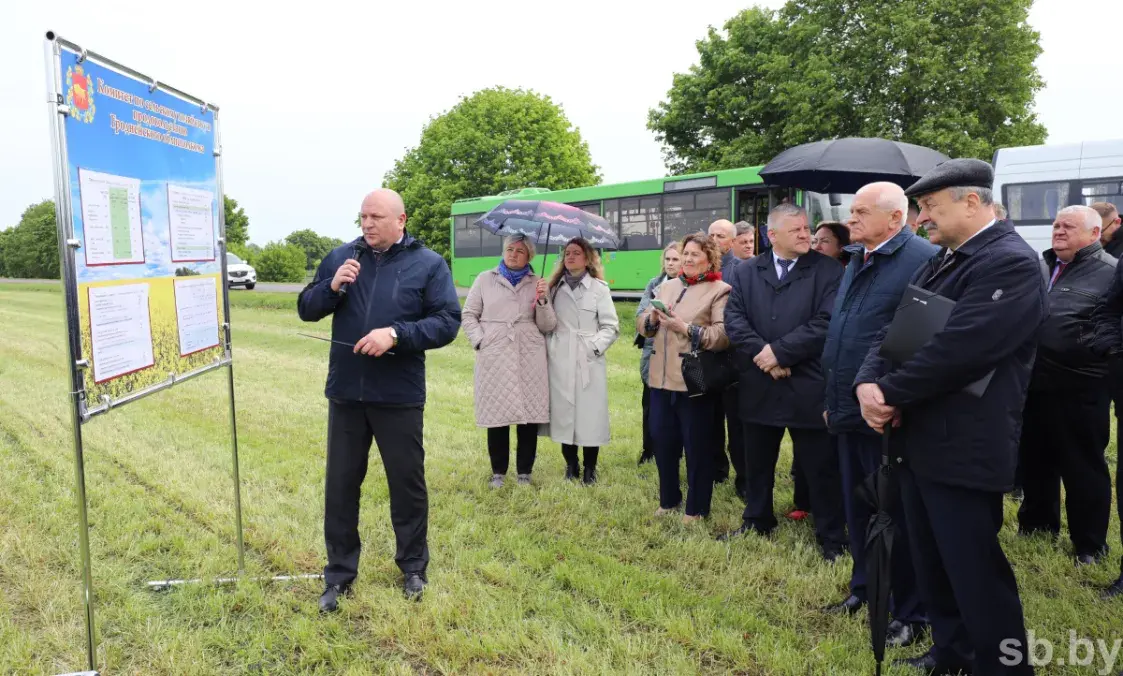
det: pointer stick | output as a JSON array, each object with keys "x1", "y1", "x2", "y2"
[{"x1": 298, "y1": 333, "x2": 394, "y2": 356}]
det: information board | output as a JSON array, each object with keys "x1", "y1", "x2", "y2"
[{"x1": 59, "y1": 46, "x2": 227, "y2": 410}]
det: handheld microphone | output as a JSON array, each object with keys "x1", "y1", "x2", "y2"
[{"x1": 339, "y1": 240, "x2": 369, "y2": 295}]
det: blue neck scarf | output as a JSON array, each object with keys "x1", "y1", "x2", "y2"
[{"x1": 498, "y1": 259, "x2": 531, "y2": 287}]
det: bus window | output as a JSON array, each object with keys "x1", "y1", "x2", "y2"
[
  {"x1": 662, "y1": 189, "x2": 731, "y2": 244},
  {"x1": 1082, "y1": 180, "x2": 1123, "y2": 212},
  {"x1": 481, "y1": 231, "x2": 504, "y2": 257},
  {"x1": 1004, "y1": 182, "x2": 1072, "y2": 224},
  {"x1": 574, "y1": 202, "x2": 601, "y2": 216},
  {"x1": 619, "y1": 196, "x2": 662, "y2": 251},
  {"x1": 454, "y1": 214, "x2": 483, "y2": 257},
  {"x1": 805, "y1": 191, "x2": 855, "y2": 226}
]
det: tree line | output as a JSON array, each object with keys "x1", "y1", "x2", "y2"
[
  {"x1": 0, "y1": 195, "x2": 342, "y2": 284},
  {"x1": 3, "y1": 0, "x2": 1045, "y2": 272}
]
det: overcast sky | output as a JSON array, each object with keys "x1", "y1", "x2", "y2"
[{"x1": 2, "y1": 0, "x2": 1120, "y2": 244}]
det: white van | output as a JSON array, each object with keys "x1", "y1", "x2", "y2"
[{"x1": 993, "y1": 139, "x2": 1123, "y2": 255}]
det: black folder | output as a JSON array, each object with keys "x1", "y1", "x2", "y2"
[{"x1": 879, "y1": 284, "x2": 994, "y2": 397}]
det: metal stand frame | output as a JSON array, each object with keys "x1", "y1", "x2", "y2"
[{"x1": 42, "y1": 32, "x2": 320, "y2": 676}]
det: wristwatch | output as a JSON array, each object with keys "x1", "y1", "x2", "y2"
[{"x1": 389, "y1": 326, "x2": 399, "y2": 346}]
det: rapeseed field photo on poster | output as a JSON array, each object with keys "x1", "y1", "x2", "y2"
[
  {"x1": 77, "y1": 275, "x2": 225, "y2": 402},
  {"x1": 59, "y1": 47, "x2": 225, "y2": 406}
]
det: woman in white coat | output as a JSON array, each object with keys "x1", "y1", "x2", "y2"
[{"x1": 535, "y1": 237, "x2": 619, "y2": 484}]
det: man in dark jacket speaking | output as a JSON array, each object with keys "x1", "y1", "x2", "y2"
[
  {"x1": 821, "y1": 182, "x2": 934, "y2": 647},
  {"x1": 1018, "y1": 205, "x2": 1116, "y2": 565},
  {"x1": 298, "y1": 188, "x2": 461, "y2": 611},
  {"x1": 856, "y1": 159, "x2": 1044, "y2": 675}
]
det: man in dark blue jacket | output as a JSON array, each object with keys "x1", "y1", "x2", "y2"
[
  {"x1": 298, "y1": 188, "x2": 461, "y2": 611},
  {"x1": 719, "y1": 204, "x2": 848, "y2": 561},
  {"x1": 856, "y1": 159, "x2": 1043, "y2": 675},
  {"x1": 821, "y1": 182, "x2": 935, "y2": 647}
]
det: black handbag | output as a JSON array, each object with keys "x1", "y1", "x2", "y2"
[{"x1": 680, "y1": 329, "x2": 738, "y2": 397}]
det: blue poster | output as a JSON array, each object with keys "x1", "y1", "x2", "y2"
[{"x1": 59, "y1": 47, "x2": 226, "y2": 404}]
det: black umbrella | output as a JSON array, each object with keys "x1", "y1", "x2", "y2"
[
  {"x1": 760, "y1": 138, "x2": 951, "y2": 194},
  {"x1": 856, "y1": 428, "x2": 899, "y2": 676},
  {"x1": 475, "y1": 199, "x2": 619, "y2": 275}
]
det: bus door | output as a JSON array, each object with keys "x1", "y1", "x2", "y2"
[{"x1": 736, "y1": 187, "x2": 795, "y2": 254}]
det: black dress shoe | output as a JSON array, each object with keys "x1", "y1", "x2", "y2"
[
  {"x1": 319, "y1": 583, "x2": 351, "y2": 613},
  {"x1": 637, "y1": 451, "x2": 655, "y2": 466},
  {"x1": 714, "y1": 470, "x2": 730, "y2": 484},
  {"x1": 824, "y1": 594, "x2": 865, "y2": 615},
  {"x1": 894, "y1": 649, "x2": 972, "y2": 675},
  {"x1": 583, "y1": 466, "x2": 597, "y2": 485},
  {"x1": 822, "y1": 546, "x2": 847, "y2": 563},
  {"x1": 717, "y1": 523, "x2": 770, "y2": 542},
  {"x1": 886, "y1": 620, "x2": 929, "y2": 648},
  {"x1": 403, "y1": 572, "x2": 427, "y2": 601},
  {"x1": 1076, "y1": 553, "x2": 1098, "y2": 566},
  {"x1": 1102, "y1": 576, "x2": 1123, "y2": 601},
  {"x1": 564, "y1": 464, "x2": 579, "y2": 481}
]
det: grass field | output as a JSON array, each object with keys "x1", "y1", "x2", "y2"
[{"x1": 0, "y1": 282, "x2": 1120, "y2": 675}]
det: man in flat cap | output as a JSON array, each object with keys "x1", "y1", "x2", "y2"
[{"x1": 855, "y1": 159, "x2": 1045, "y2": 675}]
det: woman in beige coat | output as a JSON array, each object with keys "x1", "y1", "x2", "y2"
[
  {"x1": 461, "y1": 234, "x2": 553, "y2": 488},
  {"x1": 639, "y1": 232, "x2": 730, "y2": 523},
  {"x1": 535, "y1": 237, "x2": 619, "y2": 485}
]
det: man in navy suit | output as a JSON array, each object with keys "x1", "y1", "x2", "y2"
[
  {"x1": 720, "y1": 204, "x2": 848, "y2": 561},
  {"x1": 856, "y1": 159, "x2": 1043, "y2": 675},
  {"x1": 821, "y1": 182, "x2": 934, "y2": 647}
]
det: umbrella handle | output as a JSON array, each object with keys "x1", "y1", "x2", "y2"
[
  {"x1": 881, "y1": 426, "x2": 891, "y2": 467},
  {"x1": 537, "y1": 222, "x2": 553, "y2": 300}
]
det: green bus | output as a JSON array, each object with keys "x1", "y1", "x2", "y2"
[{"x1": 449, "y1": 166, "x2": 852, "y2": 291}]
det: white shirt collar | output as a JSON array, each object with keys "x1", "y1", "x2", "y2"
[
  {"x1": 773, "y1": 251, "x2": 799, "y2": 276},
  {"x1": 949, "y1": 219, "x2": 997, "y2": 254},
  {"x1": 863, "y1": 228, "x2": 903, "y2": 255}
]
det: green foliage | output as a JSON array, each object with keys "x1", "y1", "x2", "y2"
[
  {"x1": 384, "y1": 87, "x2": 602, "y2": 259},
  {"x1": 0, "y1": 228, "x2": 11, "y2": 277},
  {"x1": 254, "y1": 242, "x2": 306, "y2": 282},
  {"x1": 1, "y1": 200, "x2": 60, "y2": 279},
  {"x1": 174, "y1": 266, "x2": 200, "y2": 276},
  {"x1": 223, "y1": 195, "x2": 250, "y2": 246},
  {"x1": 227, "y1": 242, "x2": 255, "y2": 264},
  {"x1": 648, "y1": 0, "x2": 1047, "y2": 173},
  {"x1": 285, "y1": 229, "x2": 344, "y2": 270}
]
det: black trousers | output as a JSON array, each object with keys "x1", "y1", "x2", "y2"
[
  {"x1": 899, "y1": 467, "x2": 1032, "y2": 675},
  {"x1": 1017, "y1": 385, "x2": 1112, "y2": 557},
  {"x1": 486, "y1": 424, "x2": 538, "y2": 475},
  {"x1": 792, "y1": 462, "x2": 810, "y2": 512},
  {"x1": 741, "y1": 423, "x2": 846, "y2": 550},
  {"x1": 324, "y1": 401, "x2": 428, "y2": 586},
  {"x1": 561, "y1": 444, "x2": 599, "y2": 469},
  {"x1": 1111, "y1": 357, "x2": 1123, "y2": 575},
  {"x1": 713, "y1": 387, "x2": 745, "y2": 490},
  {"x1": 838, "y1": 432, "x2": 925, "y2": 623},
  {"x1": 651, "y1": 388, "x2": 716, "y2": 516},
  {"x1": 641, "y1": 383, "x2": 654, "y2": 459}
]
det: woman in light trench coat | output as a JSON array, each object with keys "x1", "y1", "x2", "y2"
[
  {"x1": 535, "y1": 237, "x2": 619, "y2": 485},
  {"x1": 461, "y1": 234, "x2": 552, "y2": 488}
]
